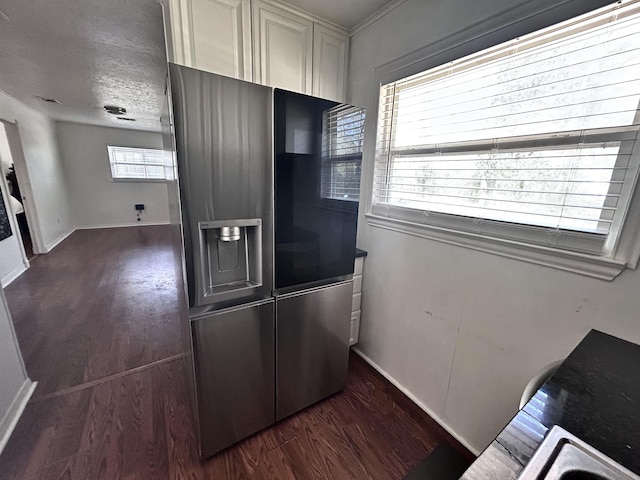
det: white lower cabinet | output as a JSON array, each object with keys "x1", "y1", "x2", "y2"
[
  {"x1": 350, "y1": 256, "x2": 365, "y2": 346},
  {"x1": 350, "y1": 310, "x2": 361, "y2": 346}
]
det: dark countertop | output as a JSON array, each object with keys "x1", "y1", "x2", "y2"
[
  {"x1": 462, "y1": 330, "x2": 640, "y2": 479},
  {"x1": 355, "y1": 248, "x2": 367, "y2": 258}
]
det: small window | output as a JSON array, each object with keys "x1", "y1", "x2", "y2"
[
  {"x1": 321, "y1": 105, "x2": 366, "y2": 201},
  {"x1": 107, "y1": 146, "x2": 167, "y2": 181},
  {"x1": 373, "y1": 0, "x2": 640, "y2": 261}
]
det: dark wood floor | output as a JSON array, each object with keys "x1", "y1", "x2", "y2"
[
  {"x1": 5, "y1": 226, "x2": 184, "y2": 398},
  {"x1": 1, "y1": 226, "x2": 472, "y2": 479}
]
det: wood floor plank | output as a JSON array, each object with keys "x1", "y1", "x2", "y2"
[
  {"x1": 0, "y1": 226, "x2": 474, "y2": 479},
  {"x1": 31, "y1": 354, "x2": 185, "y2": 403},
  {"x1": 5, "y1": 226, "x2": 184, "y2": 397}
]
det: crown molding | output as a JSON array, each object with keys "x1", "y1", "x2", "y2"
[
  {"x1": 350, "y1": 0, "x2": 409, "y2": 36},
  {"x1": 259, "y1": 0, "x2": 348, "y2": 33}
]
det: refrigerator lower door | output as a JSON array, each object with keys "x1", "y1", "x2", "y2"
[
  {"x1": 191, "y1": 300, "x2": 275, "y2": 458},
  {"x1": 276, "y1": 280, "x2": 353, "y2": 420}
]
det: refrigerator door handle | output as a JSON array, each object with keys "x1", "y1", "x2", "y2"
[
  {"x1": 274, "y1": 278, "x2": 354, "y2": 300},
  {"x1": 190, "y1": 297, "x2": 275, "y2": 321}
]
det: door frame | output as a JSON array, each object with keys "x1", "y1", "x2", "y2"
[{"x1": 0, "y1": 120, "x2": 45, "y2": 255}]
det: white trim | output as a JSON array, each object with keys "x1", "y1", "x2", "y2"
[
  {"x1": 358, "y1": 0, "x2": 633, "y2": 281},
  {"x1": 0, "y1": 128, "x2": 30, "y2": 266},
  {"x1": 2, "y1": 264, "x2": 28, "y2": 287},
  {"x1": 42, "y1": 228, "x2": 74, "y2": 253},
  {"x1": 74, "y1": 222, "x2": 170, "y2": 230},
  {"x1": 372, "y1": 0, "x2": 614, "y2": 86},
  {"x1": 0, "y1": 117, "x2": 46, "y2": 255},
  {"x1": 110, "y1": 178, "x2": 168, "y2": 184},
  {"x1": 0, "y1": 379, "x2": 37, "y2": 456},
  {"x1": 352, "y1": 347, "x2": 480, "y2": 457},
  {"x1": 366, "y1": 214, "x2": 626, "y2": 280},
  {"x1": 239, "y1": 0, "x2": 254, "y2": 82},
  {"x1": 349, "y1": 0, "x2": 409, "y2": 36},
  {"x1": 158, "y1": 0, "x2": 177, "y2": 63},
  {"x1": 258, "y1": 0, "x2": 348, "y2": 34},
  {"x1": 167, "y1": 0, "x2": 188, "y2": 65}
]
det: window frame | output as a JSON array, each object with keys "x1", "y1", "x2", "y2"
[
  {"x1": 322, "y1": 155, "x2": 362, "y2": 201},
  {"x1": 106, "y1": 145, "x2": 168, "y2": 183},
  {"x1": 320, "y1": 105, "x2": 366, "y2": 204},
  {"x1": 363, "y1": 0, "x2": 640, "y2": 280}
]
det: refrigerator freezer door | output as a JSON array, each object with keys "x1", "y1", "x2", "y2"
[
  {"x1": 276, "y1": 281, "x2": 353, "y2": 420},
  {"x1": 168, "y1": 63, "x2": 273, "y2": 308},
  {"x1": 191, "y1": 300, "x2": 275, "y2": 458}
]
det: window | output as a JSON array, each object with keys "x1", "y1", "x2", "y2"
[
  {"x1": 372, "y1": 0, "x2": 640, "y2": 276},
  {"x1": 321, "y1": 105, "x2": 366, "y2": 201},
  {"x1": 107, "y1": 145, "x2": 167, "y2": 181}
]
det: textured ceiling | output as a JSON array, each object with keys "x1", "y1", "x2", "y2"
[
  {"x1": 0, "y1": 0, "x2": 393, "y2": 133},
  {"x1": 285, "y1": 0, "x2": 393, "y2": 29},
  {"x1": 0, "y1": 0, "x2": 166, "y2": 132}
]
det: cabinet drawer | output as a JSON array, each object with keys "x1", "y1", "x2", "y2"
[
  {"x1": 349, "y1": 310, "x2": 361, "y2": 346},
  {"x1": 352, "y1": 274, "x2": 362, "y2": 294},
  {"x1": 354, "y1": 256, "x2": 364, "y2": 275},
  {"x1": 351, "y1": 292, "x2": 361, "y2": 312}
]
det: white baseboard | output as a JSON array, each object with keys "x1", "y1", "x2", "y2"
[
  {"x1": 75, "y1": 221, "x2": 170, "y2": 230},
  {"x1": 0, "y1": 379, "x2": 37, "y2": 455},
  {"x1": 352, "y1": 347, "x2": 481, "y2": 457},
  {"x1": 2, "y1": 264, "x2": 28, "y2": 286},
  {"x1": 43, "y1": 229, "x2": 74, "y2": 253}
]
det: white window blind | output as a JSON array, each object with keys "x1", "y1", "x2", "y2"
[
  {"x1": 321, "y1": 105, "x2": 366, "y2": 201},
  {"x1": 107, "y1": 145, "x2": 167, "y2": 181},
  {"x1": 374, "y1": 0, "x2": 640, "y2": 255}
]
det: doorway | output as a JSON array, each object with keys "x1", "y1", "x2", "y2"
[
  {"x1": 5, "y1": 164, "x2": 33, "y2": 259},
  {"x1": 0, "y1": 121, "x2": 35, "y2": 263}
]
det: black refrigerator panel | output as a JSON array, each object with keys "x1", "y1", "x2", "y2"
[{"x1": 274, "y1": 89, "x2": 365, "y2": 290}]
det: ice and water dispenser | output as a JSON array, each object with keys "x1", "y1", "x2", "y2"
[{"x1": 197, "y1": 219, "x2": 263, "y2": 302}]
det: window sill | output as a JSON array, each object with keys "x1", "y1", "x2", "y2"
[
  {"x1": 365, "y1": 213, "x2": 627, "y2": 281},
  {"x1": 110, "y1": 178, "x2": 168, "y2": 184}
]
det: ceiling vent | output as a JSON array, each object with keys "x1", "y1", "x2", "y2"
[
  {"x1": 104, "y1": 105, "x2": 127, "y2": 115},
  {"x1": 35, "y1": 96, "x2": 60, "y2": 104},
  {"x1": 117, "y1": 117, "x2": 136, "y2": 122}
]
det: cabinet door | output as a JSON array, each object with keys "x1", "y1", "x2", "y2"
[
  {"x1": 166, "y1": 0, "x2": 252, "y2": 81},
  {"x1": 253, "y1": 0, "x2": 313, "y2": 94},
  {"x1": 312, "y1": 24, "x2": 349, "y2": 102},
  {"x1": 191, "y1": 300, "x2": 275, "y2": 457},
  {"x1": 276, "y1": 281, "x2": 353, "y2": 420}
]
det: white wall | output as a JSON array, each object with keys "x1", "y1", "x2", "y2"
[
  {"x1": 0, "y1": 91, "x2": 73, "y2": 253},
  {"x1": 0, "y1": 197, "x2": 25, "y2": 286},
  {"x1": 0, "y1": 287, "x2": 34, "y2": 454},
  {"x1": 56, "y1": 122, "x2": 170, "y2": 229},
  {"x1": 0, "y1": 125, "x2": 27, "y2": 285},
  {"x1": 349, "y1": 0, "x2": 640, "y2": 454}
]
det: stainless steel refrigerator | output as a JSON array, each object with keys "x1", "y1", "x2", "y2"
[{"x1": 164, "y1": 63, "x2": 365, "y2": 458}]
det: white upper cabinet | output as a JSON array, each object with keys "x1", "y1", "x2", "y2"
[
  {"x1": 312, "y1": 25, "x2": 348, "y2": 102},
  {"x1": 252, "y1": 1, "x2": 313, "y2": 95},
  {"x1": 161, "y1": 0, "x2": 349, "y2": 100},
  {"x1": 163, "y1": 0, "x2": 252, "y2": 81}
]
